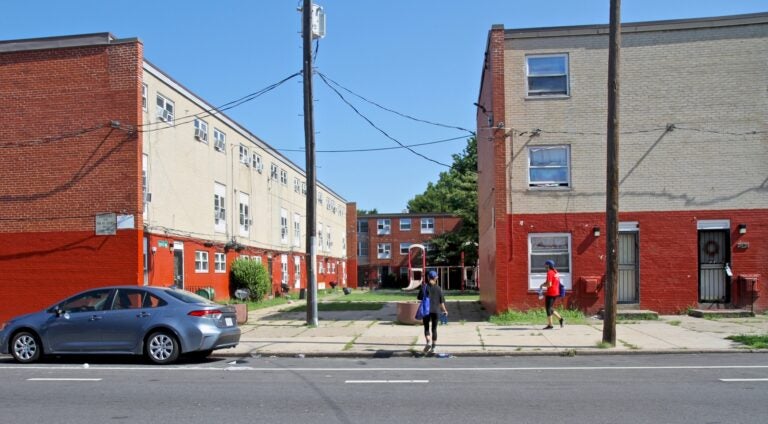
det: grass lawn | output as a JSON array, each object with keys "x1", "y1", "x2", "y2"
[
  {"x1": 283, "y1": 301, "x2": 385, "y2": 312},
  {"x1": 490, "y1": 307, "x2": 588, "y2": 325},
  {"x1": 334, "y1": 289, "x2": 479, "y2": 303},
  {"x1": 726, "y1": 334, "x2": 768, "y2": 349}
]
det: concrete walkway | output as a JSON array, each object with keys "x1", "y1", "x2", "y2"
[{"x1": 228, "y1": 300, "x2": 768, "y2": 358}]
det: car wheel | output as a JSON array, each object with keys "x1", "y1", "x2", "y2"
[
  {"x1": 11, "y1": 331, "x2": 42, "y2": 364},
  {"x1": 145, "y1": 331, "x2": 180, "y2": 365}
]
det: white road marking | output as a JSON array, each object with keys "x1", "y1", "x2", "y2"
[
  {"x1": 719, "y1": 378, "x2": 768, "y2": 382},
  {"x1": 346, "y1": 380, "x2": 428, "y2": 384},
  {"x1": 27, "y1": 378, "x2": 102, "y2": 381},
  {"x1": 2, "y1": 365, "x2": 768, "y2": 372}
]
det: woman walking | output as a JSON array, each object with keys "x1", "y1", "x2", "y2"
[
  {"x1": 539, "y1": 260, "x2": 564, "y2": 329},
  {"x1": 418, "y1": 270, "x2": 448, "y2": 354}
]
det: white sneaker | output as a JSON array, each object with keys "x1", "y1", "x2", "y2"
[{"x1": 423, "y1": 344, "x2": 431, "y2": 353}]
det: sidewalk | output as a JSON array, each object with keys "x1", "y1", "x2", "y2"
[{"x1": 227, "y1": 300, "x2": 768, "y2": 358}]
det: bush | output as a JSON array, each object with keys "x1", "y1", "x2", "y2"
[{"x1": 231, "y1": 258, "x2": 270, "y2": 302}]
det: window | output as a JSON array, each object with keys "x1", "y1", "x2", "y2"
[
  {"x1": 377, "y1": 219, "x2": 391, "y2": 235},
  {"x1": 239, "y1": 192, "x2": 250, "y2": 236},
  {"x1": 214, "y1": 183, "x2": 226, "y2": 233},
  {"x1": 213, "y1": 128, "x2": 226, "y2": 152},
  {"x1": 294, "y1": 256, "x2": 301, "y2": 287},
  {"x1": 142, "y1": 154, "x2": 149, "y2": 216},
  {"x1": 214, "y1": 252, "x2": 226, "y2": 273},
  {"x1": 280, "y1": 169, "x2": 288, "y2": 185},
  {"x1": 318, "y1": 192, "x2": 324, "y2": 205},
  {"x1": 252, "y1": 153, "x2": 263, "y2": 173},
  {"x1": 528, "y1": 233, "x2": 572, "y2": 289},
  {"x1": 526, "y1": 54, "x2": 569, "y2": 97},
  {"x1": 400, "y1": 243, "x2": 412, "y2": 255},
  {"x1": 301, "y1": 182, "x2": 306, "y2": 195},
  {"x1": 358, "y1": 241, "x2": 368, "y2": 257},
  {"x1": 281, "y1": 255, "x2": 288, "y2": 285},
  {"x1": 318, "y1": 260, "x2": 325, "y2": 274},
  {"x1": 194, "y1": 119, "x2": 208, "y2": 143},
  {"x1": 318, "y1": 223, "x2": 324, "y2": 250},
  {"x1": 239, "y1": 145, "x2": 250, "y2": 166},
  {"x1": 358, "y1": 220, "x2": 368, "y2": 233},
  {"x1": 254, "y1": 256, "x2": 263, "y2": 264},
  {"x1": 293, "y1": 213, "x2": 301, "y2": 247},
  {"x1": 59, "y1": 289, "x2": 112, "y2": 313},
  {"x1": 142, "y1": 84, "x2": 148, "y2": 111},
  {"x1": 195, "y1": 251, "x2": 209, "y2": 272},
  {"x1": 377, "y1": 243, "x2": 391, "y2": 259},
  {"x1": 294, "y1": 177, "x2": 300, "y2": 193},
  {"x1": 280, "y1": 209, "x2": 288, "y2": 244},
  {"x1": 326, "y1": 226, "x2": 332, "y2": 251},
  {"x1": 420, "y1": 218, "x2": 435, "y2": 234},
  {"x1": 270, "y1": 163, "x2": 278, "y2": 180},
  {"x1": 156, "y1": 94, "x2": 174, "y2": 123},
  {"x1": 528, "y1": 145, "x2": 570, "y2": 188},
  {"x1": 400, "y1": 218, "x2": 411, "y2": 231}
]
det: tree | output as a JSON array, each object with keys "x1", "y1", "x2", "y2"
[
  {"x1": 407, "y1": 137, "x2": 478, "y2": 265},
  {"x1": 357, "y1": 208, "x2": 379, "y2": 215}
]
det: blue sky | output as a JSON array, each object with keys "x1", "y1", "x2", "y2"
[{"x1": 2, "y1": 1, "x2": 766, "y2": 212}]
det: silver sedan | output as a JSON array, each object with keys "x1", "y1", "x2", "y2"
[{"x1": 0, "y1": 286, "x2": 241, "y2": 365}]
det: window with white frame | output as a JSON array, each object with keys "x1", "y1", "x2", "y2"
[
  {"x1": 377, "y1": 243, "x2": 391, "y2": 259},
  {"x1": 194, "y1": 119, "x2": 208, "y2": 143},
  {"x1": 358, "y1": 241, "x2": 368, "y2": 257},
  {"x1": 214, "y1": 183, "x2": 226, "y2": 233},
  {"x1": 528, "y1": 233, "x2": 571, "y2": 289},
  {"x1": 142, "y1": 154, "x2": 149, "y2": 217},
  {"x1": 342, "y1": 236, "x2": 346, "y2": 251},
  {"x1": 318, "y1": 223, "x2": 324, "y2": 250},
  {"x1": 293, "y1": 213, "x2": 301, "y2": 247},
  {"x1": 214, "y1": 252, "x2": 226, "y2": 273},
  {"x1": 358, "y1": 220, "x2": 368, "y2": 233},
  {"x1": 420, "y1": 217, "x2": 435, "y2": 234},
  {"x1": 239, "y1": 192, "x2": 250, "y2": 236},
  {"x1": 281, "y1": 254, "x2": 288, "y2": 285},
  {"x1": 528, "y1": 145, "x2": 570, "y2": 188},
  {"x1": 270, "y1": 163, "x2": 278, "y2": 180},
  {"x1": 254, "y1": 256, "x2": 262, "y2": 264},
  {"x1": 301, "y1": 182, "x2": 306, "y2": 195},
  {"x1": 294, "y1": 256, "x2": 301, "y2": 288},
  {"x1": 400, "y1": 218, "x2": 411, "y2": 231},
  {"x1": 331, "y1": 262, "x2": 336, "y2": 274},
  {"x1": 400, "y1": 243, "x2": 412, "y2": 255},
  {"x1": 253, "y1": 153, "x2": 263, "y2": 173},
  {"x1": 280, "y1": 209, "x2": 288, "y2": 244},
  {"x1": 326, "y1": 227, "x2": 331, "y2": 251},
  {"x1": 195, "y1": 251, "x2": 209, "y2": 272},
  {"x1": 377, "y1": 219, "x2": 391, "y2": 235},
  {"x1": 280, "y1": 169, "x2": 288, "y2": 185},
  {"x1": 156, "y1": 94, "x2": 174, "y2": 123},
  {"x1": 424, "y1": 242, "x2": 436, "y2": 252},
  {"x1": 318, "y1": 192, "x2": 324, "y2": 205},
  {"x1": 142, "y1": 84, "x2": 148, "y2": 112},
  {"x1": 293, "y1": 177, "x2": 300, "y2": 193},
  {"x1": 213, "y1": 128, "x2": 226, "y2": 152},
  {"x1": 239, "y1": 145, "x2": 250, "y2": 166},
  {"x1": 318, "y1": 260, "x2": 325, "y2": 274},
  {"x1": 526, "y1": 54, "x2": 569, "y2": 97}
]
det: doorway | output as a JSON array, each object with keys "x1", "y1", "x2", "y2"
[
  {"x1": 173, "y1": 241, "x2": 184, "y2": 289},
  {"x1": 618, "y1": 231, "x2": 639, "y2": 304},
  {"x1": 698, "y1": 229, "x2": 730, "y2": 303}
]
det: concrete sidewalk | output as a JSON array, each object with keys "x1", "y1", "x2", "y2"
[{"x1": 227, "y1": 300, "x2": 768, "y2": 358}]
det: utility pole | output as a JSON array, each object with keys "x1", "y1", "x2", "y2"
[
  {"x1": 302, "y1": 0, "x2": 318, "y2": 326},
  {"x1": 603, "y1": 0, "x2": 621, "y2": 346}
]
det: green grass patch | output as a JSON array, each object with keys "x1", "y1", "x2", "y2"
[
  {"x1": 726, "y1": 334, "x2": 768, "y2": 349},
  {"x1": 596, "y1": 341, "x2": 613, "y2": 349},
  {"x1": 667, "y1": 320, "x2": 682, "y2": 326},
  {"x1": 283, "y1": 301, "x2": 385, "y2": 313},
  {"x1": 490, "y1": 307, "x2": 587, "y2": 325},
  {"x1": 618, "y1": 313, "x2": 659, "y2": 321}
]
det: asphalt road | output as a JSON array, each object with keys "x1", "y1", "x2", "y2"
[{"x1": 1, "y1": 353, "x2": 767, "y2": 424}]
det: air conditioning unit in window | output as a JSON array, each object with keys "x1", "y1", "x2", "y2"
[
  {"x1": 144, "y1": 193, "x2": 152, "y2": 203},
  {"x1": 159, "y1": 109, "x2": 173, "y2": 122},
  {"x1": 214, "y1": 140, "x2": 225, "y2": 151},
  {"x1": 217, "y1": 210, "x2": 226, "y2": 220},
  {"x1": 194, "y1": 128, "x2": 207, "y2": 141}
]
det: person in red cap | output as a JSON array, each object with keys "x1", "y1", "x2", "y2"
[
  {"x1": 539, "y1": 260, "x2": 564, "y2": 329},
  {"x1": 417, "y1": 269, "x2": 448, "y2": 354}
]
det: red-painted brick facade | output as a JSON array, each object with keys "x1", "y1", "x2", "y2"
[{"x1": 0, "y1": 36, "x2": 144, "y2": 323}]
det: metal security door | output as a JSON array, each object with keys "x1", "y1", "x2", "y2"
[
  {"x1": 618, "y1": 232, "x2": 639, "y2": 303},
  {"x1": 698, "y1": 230, "x2": 730, "y2": 303},
  {"x1": 173, "y1": 241, "x2": 184, "y2": 289}
]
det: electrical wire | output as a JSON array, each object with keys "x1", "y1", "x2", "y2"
[
  {"x1": 277, "y1": 134, "x2": 468, "y2": 153},
  {"x1": 0, "y1": 124, "x2": 107, "y2": 149}
]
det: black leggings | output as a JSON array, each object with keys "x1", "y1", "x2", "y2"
[
  {"x1": 545, "y1": 296, "x2": 557, "y2": 316},
  {"x1": 423, "y1": 313, "x2": 438, "y2": 342}
]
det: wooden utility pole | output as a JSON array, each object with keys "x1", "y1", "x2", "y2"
[
  {"x1": 302, "y1": 0, "x2": 318, "y2": 326},
  {"x1": 603, "y1": 0, "x2": 621, "y2": 346}
]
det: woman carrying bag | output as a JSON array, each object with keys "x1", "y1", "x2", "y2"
[{"x1": 417, "y1": 270, "x2": 448, "y2": 354}]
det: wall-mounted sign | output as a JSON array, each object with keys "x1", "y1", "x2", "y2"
[
  {"x1": 736, "y1": 242, "x2": 749, "y2": 249},
  {"x1": 158, "y1": 240, "x2": 169, "y2": 248},
  {"x1": 117, "y1": 214, "x2": 135, "y2": 229},
  {"x1": 95, "y1": 213, "x2": 117, "y2": 235}
]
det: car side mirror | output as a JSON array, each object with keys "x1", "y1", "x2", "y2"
[{"x1": 54, "y1": 307, "x2": 65, "y2": 317}]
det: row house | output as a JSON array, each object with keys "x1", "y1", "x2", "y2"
[
  {"x1": 356, "y1": 213, "x2": 461, "y2": 288},
  {"x1": 476, "y1": 13, "x2": 768, "y2": 315},
  {"x1": 0, "y1": 33, "x2": 350, "y2": 323}
]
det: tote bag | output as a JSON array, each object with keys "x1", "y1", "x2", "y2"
[{"x1": 415, "y1": 285, "x2": 430, "y2": 320}]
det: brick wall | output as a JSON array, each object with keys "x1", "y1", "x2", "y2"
[{"x1": 0, "y1": 40, "x2": 144, "y2": 323}]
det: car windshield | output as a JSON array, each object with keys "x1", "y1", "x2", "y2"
[{"x1": 164, "y1": 288, "x2": 216, "y2": 305}]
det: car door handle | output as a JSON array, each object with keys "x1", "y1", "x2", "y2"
[
  {"x1": 89, "y1": 315, "x2": 102, "y2": 321},
  {"x1": 137, "y1": 312, "x2": 151, "y2": 318}
]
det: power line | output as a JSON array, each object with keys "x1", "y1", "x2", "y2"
[
  {"x1": 0, "y1": 124, "x2": 107, "y2": 149},
  {"x1": 318, "y1": 71, "x2": 474, "y2": 135},
  {"x1": 277, "y1": 134, "x2": 468, "y2": 153}
]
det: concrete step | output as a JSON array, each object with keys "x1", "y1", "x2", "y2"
[{"x1": 688, "y1": 309, "x2": 754, "y2": 318}]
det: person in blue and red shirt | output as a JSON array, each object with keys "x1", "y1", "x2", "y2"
[{"x1": 539, "y1": 260, "x2": 564, "y2": 330}]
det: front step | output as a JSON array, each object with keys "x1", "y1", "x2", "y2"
[
  {"x1": 598, "y1": 309, "x2": 659, "y2": 320},
  {"x1": 688, "y1": 309, "x2": 754, "y2": 318}
]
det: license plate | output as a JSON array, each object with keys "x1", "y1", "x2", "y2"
[{"x1": 225, "y1": 317, "x2": 233, "y2": 327}]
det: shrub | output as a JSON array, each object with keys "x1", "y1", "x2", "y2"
[{"x1": 231, "y1": 258, "x2": 270, "y2": 302}]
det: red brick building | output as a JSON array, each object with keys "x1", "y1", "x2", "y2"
[
  {"x1": 476, "y1": 14, "x2": 767, "y2": 315},
  {"x1": 356, "y1": 213, "x2": 461, "y2": 288},
  {"x1": 0, "y1": 33, "x2": 352, "y2": 324}
]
